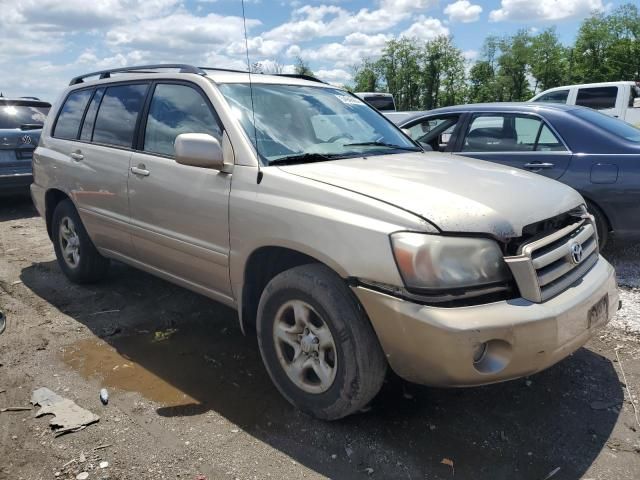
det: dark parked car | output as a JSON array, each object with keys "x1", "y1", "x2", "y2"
[
  {"x1": 0, "y1": 97, "x2": 50, "y2": 195},
  {"x1": 387, "y1": 103, "x2": 640, "y2": 246}
]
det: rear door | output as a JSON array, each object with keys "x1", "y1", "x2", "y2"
[
  {"x1": 128, "y1": 81, "x2": 232, "y2": 299},
  {"x1": 53, "y1": 83, "x2": 149, "y2": 254},
  {"x1": 456, "y1": 112, "x2": 572, "y2": 179}
]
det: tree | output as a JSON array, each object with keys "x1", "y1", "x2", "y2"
[
  {"x1": 352, "y1": 58, "x2": 380, "y2": 92},
  {"x1": 496, "y1": 30, "x2": 532, "y2": 101},
  {"x1": 294, "y1": 56, "x2": 314, "y2": 76},
  {"x1": 529, "y1": 28, "x2": 568, "y2": 92}
]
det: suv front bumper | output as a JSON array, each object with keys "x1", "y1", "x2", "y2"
[{"x1": 353, "y1": 255, "x2": 618, "y2": 387}]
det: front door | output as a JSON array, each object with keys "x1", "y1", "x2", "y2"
[
  {"x1": 128, "y1": 82, "x2": 232, "y2": 298},
  {"x1": 456, "y1": 112, "x2": 572, "y2": 180}
]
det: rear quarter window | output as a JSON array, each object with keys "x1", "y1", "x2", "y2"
[
  {"x1": 576, "y1": 86, "x2": 618, "y2": 110},
  {"x1": 53, "y1": 90, "x2": 92, "y2": 139}
]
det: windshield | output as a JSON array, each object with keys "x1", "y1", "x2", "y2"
[
  {"x1": 218, "y1": 83, "x2": 418, "y2": 164},
  {"x1": 0, "y1": 103, "x2": 49, "y2": 129},
  {"x1": 573, "y1": 108, "x2": 640, "y2": 143}
]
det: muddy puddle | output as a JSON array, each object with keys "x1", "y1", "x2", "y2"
[
  {"x1": 61, "y1": 326, "x2": 282, "y2": 421},
  {"x1": 62, "y1": 335, "x2": 198, "y2": 407}
]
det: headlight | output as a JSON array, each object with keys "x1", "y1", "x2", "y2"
[{"x1": 391, "y1": 232, "x2": 510, "y2": 291}]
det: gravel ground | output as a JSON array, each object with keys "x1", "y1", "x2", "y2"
[{"x1": 1, "y1": 196, "x2": 639, "y2": 480}]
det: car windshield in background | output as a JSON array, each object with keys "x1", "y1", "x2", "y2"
[
  {"x1": 218, "y1": 83, "x2": 419, "y2": 165},
  {"x1": 573, "y1": 108, "x2": 640, "y2": 143},
  {"x1": 365, "y1": 97, "x2": 396, "y2": 111},
  {"x1": 0, "y1": 103, "x2": 49, "y2": 129}
]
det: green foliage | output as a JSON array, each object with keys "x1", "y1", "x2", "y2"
[
  {"x1": 348, "y1": 2, "x2": 639, "y2": 110},
  {"x1": 294, "y1": 56, "x2": 314, "y2": 77}
]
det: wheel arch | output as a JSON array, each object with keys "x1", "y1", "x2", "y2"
[
  {"x1": 238, "y1": 245, "x2": 348, "y2": 336},
  {"x1": 44, "y1": 188, "x2": 72, "y2": 240}
]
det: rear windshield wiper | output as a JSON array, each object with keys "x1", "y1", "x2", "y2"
[
  {"x1": 343, "y1": 141, "x2": 421, "y2": 151},
  {"x1": 20, "y1": 123, "x2": 44, "y2": 131},
  {"x1": 269, "y1": 152, "x2": 343, "y2": 166}
]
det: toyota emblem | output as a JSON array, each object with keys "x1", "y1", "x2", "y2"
[
  {"x1": 21, "y1": 134, "x2": 32, "y2": 145},
  {"x1": 570, "y1": 242, "x2": 583, "y2": 264}
]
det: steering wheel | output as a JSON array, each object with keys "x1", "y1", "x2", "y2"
[{"x1": 326, "y1": 133, "x2": 353, "y2": 143}]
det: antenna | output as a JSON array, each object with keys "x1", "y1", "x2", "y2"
[{"x1": 241, "y1": 0, "x2": 262, "y2": 183}]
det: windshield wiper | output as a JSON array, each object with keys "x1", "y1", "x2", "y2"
[
  {"x1": 269, "y1": 152, "x2": 343, "y2": 166},
  {"x1": 343, "y1": 141, "x2": 421, "y2": 151}
]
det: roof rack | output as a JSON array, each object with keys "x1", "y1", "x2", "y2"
[
  {"x1": 20, "y1": 96, "x2": 41, "y2": 100},
  {"x1": 274, "y1": 73, "x2": 325, "y2": 84},
  {"x1": 69, "y1": 64, "x2": 206, "y2": 85},
  {"x1": 69, "y1": 64, "x2": 327, "y2": 86}
]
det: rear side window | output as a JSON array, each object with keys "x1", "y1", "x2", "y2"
[
  {"x1": 576, "y1": 87, "x2": 617, "y2": 110},
  {"x1": 534, "y1": 90, "x2": 569, "y2": 104},
  {"x1": 80, "y1": 88, "x2": 105, "y2": 141},
  {"x1": 143, "y1": 83, "x2": 221, "y2": 156},
  {"x1": 93, "y1": 84, "x2": 148, "y2": 148},
  {"x1": 53, "y1": 90, "x2": 92, "y2": 139},
  {"x1": 462, "y1": 114, "x2": 565, "y2": 152}
]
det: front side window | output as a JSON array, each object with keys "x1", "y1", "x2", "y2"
[
  {"x1": 406, "y1": 115, "x2": 460, "y2": 151},
  {"x1": 576, "y1": 86, "x2": 617, "y2": 110},
  {"x1": 53, "y1": 90, "x2": 92, "y2": 139},
  {"x1": 143, "y1": 84, "x2": 222, "y2": 156},
  {"x1": 462, "y1": 114, "x2": 565, "y2": 152},
  {"x1": 218, "y1": 83, "x2": 418, "y2": 164},
  {"x1": 93, "y1": 84, "x2": 148, "y2": 148},
  {"x1": 534, "y1": 90, "x2": 569, "y2": 104}
]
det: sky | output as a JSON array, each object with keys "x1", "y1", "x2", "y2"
[{"x1": 0, "y1": 0, "x2": 627, "y2": 102}]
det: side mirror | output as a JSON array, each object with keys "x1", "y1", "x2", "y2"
[
  {"x1": 419, "y1": 142, "x2": 433, "y2": 151},
  {"x1": 175, "y1": 133, "x2": 224, "y2": 170},
  {"x1": 633, "y1": 98, "x2": 640, "y2": 108}
]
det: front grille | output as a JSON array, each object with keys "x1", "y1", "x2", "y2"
[{"x1": 505, "y1": 217, "x2": 599, "y2": 302}]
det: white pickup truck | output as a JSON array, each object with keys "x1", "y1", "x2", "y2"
[{"x1": 531, "y1": 81, "x2": 640, "y2": 127}]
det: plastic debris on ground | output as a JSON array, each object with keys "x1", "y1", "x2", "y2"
[{"x1": 30, "y1": 387, "x2": 99, "y2": 436}]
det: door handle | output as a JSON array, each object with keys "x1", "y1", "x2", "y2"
[
  {"x1": 131, "y1": 165, "x2": 150, "y2": 176},
  {"x1": 524, "y1": 162, "x2": 554, "y2": 169},
  {"x1": 70, "y1": 151, "x2": 84, "y2": 161}
]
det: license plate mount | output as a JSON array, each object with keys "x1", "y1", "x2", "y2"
[{"x1": 588, "y1": 294, "x2": 609, "y2": 329}]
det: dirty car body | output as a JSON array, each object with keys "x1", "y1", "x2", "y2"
[{"x1": 31, "y1": 66, "x2": 619, "y2": 419}]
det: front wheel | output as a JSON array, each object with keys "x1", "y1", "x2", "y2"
[
  {"x1": 256, "y1": 264, "x2": 387, "y2": 420},
  {"x1": 52, "y1": 199, "x2": 109, "y2": 284}
]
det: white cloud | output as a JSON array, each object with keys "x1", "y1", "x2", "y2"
[
  {"x1": 444, "y1": 1, "x2": 483, "y2": 23},
  {"x1": 379, "y1": 0, "x2": 438, "y2": 13},
  {"x1": 106, "y1": 11, "x2": 260, "y2": 53},
  {"x1": 400, "y1": 17, "x2": 450, "y2": 41},
  {"x1": 315, "y1": 68, "x2": 352, "y2": 85},
  {"x1": 489, "y1": 0, "x2": 605, "y2": 22},
  {"x1": 288, "y1": 32, "x2": 391, "y2": 68}
]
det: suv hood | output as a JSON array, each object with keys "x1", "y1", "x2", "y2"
[{"x1": 278, "y1": 152, "x2": 583, "y2": 239}]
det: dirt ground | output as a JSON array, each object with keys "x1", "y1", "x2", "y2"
[{"x1": 1, "y1": 195, "x2": 639, "y2": 480}]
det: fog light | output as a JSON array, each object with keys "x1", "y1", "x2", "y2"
[{"x1": 472, "y1": 342, "x2": 487, "y2": 364}]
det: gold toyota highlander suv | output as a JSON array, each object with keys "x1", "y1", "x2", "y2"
[{"x1": 32, "y1": 65, "x2": 619, "y2": 420}]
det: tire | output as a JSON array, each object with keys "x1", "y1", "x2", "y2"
[
  {"x1": 256, "y1": 264, "x2": 387, "y2": 420},
  {"x1": 52, "y1": 199, "x2": 109, "y2": 284},
  {"x1": 586, "y1": 200, "x2": 609, "y2": 249}
]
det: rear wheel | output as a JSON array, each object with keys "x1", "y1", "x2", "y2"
[
  {"x1": 256, "y1": 264, "x2": 387, "y2": 420},
  {"x1": 52, "y1": 199, "x2": 109, "y2": 283},
  {"x1": 586, "y1": 200, "x2": 609, "y2": 249}
]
